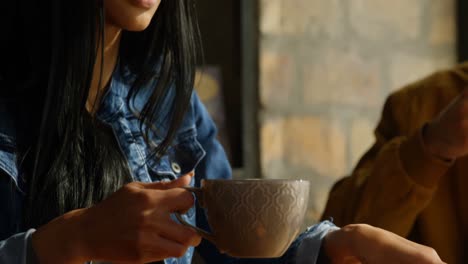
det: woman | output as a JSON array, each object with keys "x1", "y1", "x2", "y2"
[{"x1": 0, "y1": 0, "x2": 445, "y2": 263}]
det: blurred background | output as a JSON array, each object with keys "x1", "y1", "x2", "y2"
[{"x1": 194, "y1": 0, "x2": 459, "y2": 228}]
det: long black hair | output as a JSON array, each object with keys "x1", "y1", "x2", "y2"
[{"x1": 0, "y1": 0, "x2": 201, "y2": 228}]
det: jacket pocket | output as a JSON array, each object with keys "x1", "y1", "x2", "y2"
[{"x1": 146, "y1": 126, "x2": 206, "y2": 180}]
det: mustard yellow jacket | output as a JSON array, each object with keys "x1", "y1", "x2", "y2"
[{"x1": 322, "y1": 63, "x2": 468, "y2": 264}]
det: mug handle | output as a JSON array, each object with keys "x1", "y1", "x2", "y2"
[{"x1": 175, "y1": 187, "x2": 215, "y2": 243}]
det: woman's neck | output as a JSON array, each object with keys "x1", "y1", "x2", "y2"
[{"x1": 86, "y1": 23, "x2": 122, "y2": 114}]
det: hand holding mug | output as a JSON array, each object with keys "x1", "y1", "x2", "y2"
[{"x1": 32, "y1": 174, "x2": 201, "y2": 264}]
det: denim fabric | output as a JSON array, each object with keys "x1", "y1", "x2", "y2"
[
  {"x1": 0, "y1": 229, "x2": 36, "y2": 264},
  {"x1": 0, "y1": 64, "x2": 336, "y2": 263}
]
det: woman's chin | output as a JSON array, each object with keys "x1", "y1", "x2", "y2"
[
  {"x1": 104, "y1": 1, "x2": 159, "y2": 32},
  {"x1": 109, "y1": 15, "x2": 154, "y2": 32},
  {"x1": 124, "y1": 20, "x2": 152, "y2": 32}
]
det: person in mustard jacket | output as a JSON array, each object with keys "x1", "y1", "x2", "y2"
[{"x1": 322, "y1": 63, "x2": 468, "y2": 264}]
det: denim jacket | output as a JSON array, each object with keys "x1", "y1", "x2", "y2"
[{"x1": 0, "y1": 63, "x2": 337, "y2": 264}]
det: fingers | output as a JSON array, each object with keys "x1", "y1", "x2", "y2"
[
  {"x1": 372, "y1": 227, "x2": 443, "y2": 263},
  {"x1": 141, "y1": 172, "x2": 195, "y2": 190},
  {"x1": 374, "y1": 230, "x2": 443, "y2": 264},
  {"x1": 338, "y1": 224, "x2": 444, "y2": 264},
  {"x1": 155, "y1": 217, "x2": 202, "y2": 247},
  {"x1": 143, "y1": 234, "x2": 193, "y2": 261},
  {"x1": 159, "y1": 188, "x2": 195, "y2": 212}
]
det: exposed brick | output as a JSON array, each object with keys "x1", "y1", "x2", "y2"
[
  {"x1": 303, "y1": 48, "x2": 382, "y2": 108},
  {"x1": 260, "y1": 117, "x2": 285, "y2": 177},
  {"x1": 428, "y1": 0, "x2": 456, "y2": 46},
  {"x1": 259, "y1": 0, "x2": 282, "y2": 35},
  {"x1": 349, "y1": 0, "x2": 422, "y2": 41},
  {"x1": 260, "y1": 115, "x2": 347, "y2": 179},
  {"x1": 260, "y1": 49, "x2": 296, "y2": 108},
  {"x1": 350, "y1": 118, "x2": 375, "y2": 168},
  {"x1": 281, "y1": 0, "x2": 343, "y2": 37},
  {"x1": 258, "y1": 0, "x2": 456, "y2": 223},
  {"x1": 389, "y1": 53, "x2": 454, "y2": 92},
  {"x1": 306, "y1": 185, "x2": 333, "y2": 224},
  {"x1": 260, "y1": 0, "x2": 343, "y2": 37},
  {"x1": 282, "y1": 116, "x2": 347, "y2": 179}
]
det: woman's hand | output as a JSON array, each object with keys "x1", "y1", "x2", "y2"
[
  {"x1": 32, "y1": 174, "x2": 201, "y2": 264},
  {"x1": 323, "y1": 224, "x2": 445, "y2": 264}
]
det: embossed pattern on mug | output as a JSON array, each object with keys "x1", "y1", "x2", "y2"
[{"x1": 202, "y1": 180, "x2": 309, "y2": 257}]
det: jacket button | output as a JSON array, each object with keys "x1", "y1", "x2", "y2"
[{"x1": 171, "y1": 162, "x2": 181, "y2": 174}]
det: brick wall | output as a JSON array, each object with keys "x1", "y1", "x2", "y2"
[{"x1": 259, "y1": 0, "x2": 456, "y2": 223}]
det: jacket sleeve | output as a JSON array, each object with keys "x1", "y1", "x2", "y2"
[
  {"x1": 321, "y1": 93, "x2": 452, "y2": 237},
  {"x1": 0, "y1": 228, "x2": 37, "y2": 263},
  {"x1": 0, "y1": 135, "x2": 38, "y2": 263}
]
